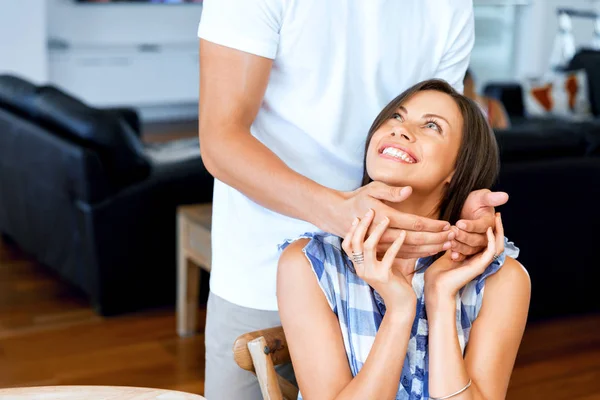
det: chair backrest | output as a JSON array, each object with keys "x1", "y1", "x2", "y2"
[{"x1": 233, "y1": 326, "x2": 299, "y2": 400}]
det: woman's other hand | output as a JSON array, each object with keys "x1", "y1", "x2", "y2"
[
  {"x1": 341, "y1": 209, "x2": 416, "y2": 312},
  {"x1": 425, "y1": 213, "x2": 505, "y2": 308},
  {"x1": 450, "y1": 189, "x2": 509, "y2": 261}
]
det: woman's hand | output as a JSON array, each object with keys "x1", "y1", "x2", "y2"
[
  {"x1": 451, "y1": 189, "x2": 509, "y2": 261},
  {"x1": 341, "y1": 208, "x2": 417, "y2": 312},
  {"x1": 425, "y1": 213, "x2": 505, "y2": 306}
]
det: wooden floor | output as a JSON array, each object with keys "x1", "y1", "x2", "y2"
[{"x1": 1, "y1": 229, "x2": 599, "y2": 399}]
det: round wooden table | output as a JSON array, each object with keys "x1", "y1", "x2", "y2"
[{"x1": 0, "y1": 386, "x2": 206, "y2": 399}]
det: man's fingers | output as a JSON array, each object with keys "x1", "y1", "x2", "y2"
[
  {"x1": 450, "y1": 241, "x2": 482, "y2": 258},
  {"x1": 403, "y1": 230, "x2": 454, "y2": 246},
  {"x1": 378, "y1": 241, "x2": 451, "y2": 255},
  {"x1": 388, "y1": 211, "x2": 450, "y2": 233},
  {"x1": 366, "y1": 182, "x2": 413, "y2": 203},
  {"x1": 484, "y1": 191, "x2": 509, "y2": 208},
  {"x1": 452, "y1": 227, "x2": 488, "y2": 248},
  {"x1": 455, "y1": 215, "x2": 493, "y2": 234}
]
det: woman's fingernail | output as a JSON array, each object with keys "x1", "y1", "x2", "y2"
[
  {"x1": 352, "y1": 218, "x2": 359, "y2": 226},
  {"x1": 443, "y1": 241, "x2": 452, "y2": 250},
  {"x1": 456, "y1": 221, "x2": 467, "y2": 230},
  {"x1": 365, "y1": 209, "x2": 373, "y2": 217},
  {"x1": 380, "y1": 217, "x2": 389, "y2": 225},
  {"x1": 452, "y1": 252, "x2": 459, "y2": 259},
  {"x1": 443, "y1": 224, "x2": 451, "y2": 231},
  {"x1": 448, "y1": 232, "x2": 456, "y2": 240}
]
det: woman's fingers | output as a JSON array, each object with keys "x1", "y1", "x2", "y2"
[
  {"x1": 381, "y1": 230, "x2": 407, "y2": 267},
  {"x1": 351, "y1": 209, "x2": 374, "y2": 254},
  {"x1": 342, "y1": 217, "x2": 359, "y2": 256},
  {"x1": 364, "y1": 217, "x2": 390, "y2": 265},
  {"x1": 482, "y1": 227, "x2": 497, "y2": 263},
  {"x1": 494, "y1": 213, "x2": 505, "y2": 255}
]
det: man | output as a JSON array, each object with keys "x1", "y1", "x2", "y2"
[{"x1": 197, "y1": 1, "x2": 507, "y2": 398}]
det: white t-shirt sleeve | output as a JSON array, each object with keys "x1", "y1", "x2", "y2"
[
  {"x1": 197, "y1": 0, "x2": 285, "y2": 60},
  {"x1": 433, "y1": 1, "x2": 475, "y2": 94}
]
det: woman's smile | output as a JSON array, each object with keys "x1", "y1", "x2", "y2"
[{"x1": 378, "y1": 144, "x2": 419, "y2": 164}]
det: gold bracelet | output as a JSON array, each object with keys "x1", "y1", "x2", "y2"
[{"x1": 429, "y1": 379, "x2": 472, "y2": 400}]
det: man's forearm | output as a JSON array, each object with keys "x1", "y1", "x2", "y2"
[{"x1": 200, "y1": 126, "x2": 345, "y2": 234}]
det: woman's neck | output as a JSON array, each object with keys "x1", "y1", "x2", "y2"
[
  {"x1": 380, "y1": 184, "x2": 446, "y2": 278},
  {"x1": 383, "y1": 187, "x2": 442, "y2": 221}
]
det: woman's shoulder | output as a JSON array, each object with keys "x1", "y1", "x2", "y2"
[
  {"x1": 461, "y1": 255, "x2": 530, "y2": 322},
  {"x1": 278, "y1": 232, "x2": 350, "y2": 313},
  {"x1": 279, "y1": 232, "x2": 347, "y2": 273},
  {"x1": 485, "y1": 256, "x2": 531, "y2": 296}
]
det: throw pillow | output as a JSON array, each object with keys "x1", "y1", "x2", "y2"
[{"x1": 522, "y1": 69, "x2": 593, "y2": 120}]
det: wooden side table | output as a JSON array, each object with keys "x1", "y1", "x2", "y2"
[
  {"x1": 177, "y1": 203, "x2": 212, "y2": 337},
  {"x1": 0, "y1": 386, "x2": 206, "y2": 399}
]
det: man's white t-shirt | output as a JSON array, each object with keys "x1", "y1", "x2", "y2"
[{"x1": 198, "y1": 0, "x2": 475, "y2": 311}]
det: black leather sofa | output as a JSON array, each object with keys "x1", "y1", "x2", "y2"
[
  {"x1": 481, "y1": 49, "x2": 600, "y2": 321},
  {"x1": 492, "y1": 124, "x2": 600, "y2": 321},
  {"x1": 0, "y1": 74, "x2": 214, "y2": 316}
]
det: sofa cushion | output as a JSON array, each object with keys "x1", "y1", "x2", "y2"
[{"x1": 495, "y1": 123, "x2": 587, "y2": 163}]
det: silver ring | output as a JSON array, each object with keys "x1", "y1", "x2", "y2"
[
  {"x1": 492, "y1": 253, "x2": 501, "y2": 262},
  {"x1": 352, "y1": 252, "x2": 365, "y2": 264}
]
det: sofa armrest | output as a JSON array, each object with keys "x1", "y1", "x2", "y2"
[
  {"x1": 483, "y1": 82, "x2": 525, "y2": 119},
  {"x1": 102, "y1": 107, "x2": 141, "y2": 137}
]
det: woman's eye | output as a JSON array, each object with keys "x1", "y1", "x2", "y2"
[
  {"x1": 425, "y1": 122, "x2": 441, "y2": 132},
  {"x1": 392, "y1": 113, "x2": 403, "y2": 122}
]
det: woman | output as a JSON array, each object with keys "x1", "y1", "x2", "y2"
[
  {"x1": 464, "y1": 69, "x2": 511, "y2": 130},
  {"x1": 277, "y1": 80, "x2": 531, "y2": 400}
]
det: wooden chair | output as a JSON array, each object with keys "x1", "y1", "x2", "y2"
[{"x1": 233, "y1": 326, "x2": 299, "y2": 400}]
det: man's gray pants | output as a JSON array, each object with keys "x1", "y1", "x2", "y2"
[{"x1": 204, "y1": 292, "x2": 296, "y2": 400}]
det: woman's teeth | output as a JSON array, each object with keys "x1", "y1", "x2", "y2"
[{"x1": 382, "y1": 147, "x2": 416, "y2": 163}]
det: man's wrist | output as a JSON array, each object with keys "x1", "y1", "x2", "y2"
[{"x1": 311, "y1": 187, "x2": 347, "y2": 236}]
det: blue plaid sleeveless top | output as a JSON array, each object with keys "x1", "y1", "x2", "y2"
[{"x1": 279, "y1": 232, "x2": 519, "y2": 400}]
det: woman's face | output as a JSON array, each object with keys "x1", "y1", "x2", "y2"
[{"x1": 365, "y1": 90, "x2": 463, "y2": 195}]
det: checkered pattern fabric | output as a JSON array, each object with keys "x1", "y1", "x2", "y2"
[{"x1": 279, "y1": 232, "x2": 519, "y2": 400}]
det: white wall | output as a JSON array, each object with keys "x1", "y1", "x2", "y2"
[
  {"x1": 0, "y1": 0, "x2": 48, "y2": 83},
  {"x1": 48, "y1": 0, "x2": 202, "y2": 46},
  {"x1": 47, "y1": 0, "x2": 203, "y2": 120},
  {"x1": 515, "y1": 0, "x2": 599, "y2": 79}
]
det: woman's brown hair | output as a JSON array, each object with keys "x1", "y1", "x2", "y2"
[{"x1": 361, "y1": 79, "x2": 500, "y2": 228}]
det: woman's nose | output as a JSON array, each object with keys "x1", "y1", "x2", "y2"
[{"x1": 397, "y1": 126, "x2": 416, "y2": 142}]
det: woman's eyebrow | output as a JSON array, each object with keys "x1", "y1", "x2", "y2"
[
  {"x1": 397, "y1": 106, "x2": 408, "y2": 114},
  {"x1": 423, "y1": 113, "x2": 451, "y2": 127}
]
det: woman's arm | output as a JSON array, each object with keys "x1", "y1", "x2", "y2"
[
  {"x1": 277, "y1": 239, "x2": 415, "y2": 400},
  {"x1": 426, "y1": 256, "x2": 531, "y2": 399}
]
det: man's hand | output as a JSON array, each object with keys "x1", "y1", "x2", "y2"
[
  {"x1": 450, "y1": 189, "x2": 509, "y2": 260},
  {"x1": 331, "y1": 182, "x2": 455, "y2": 259}
]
